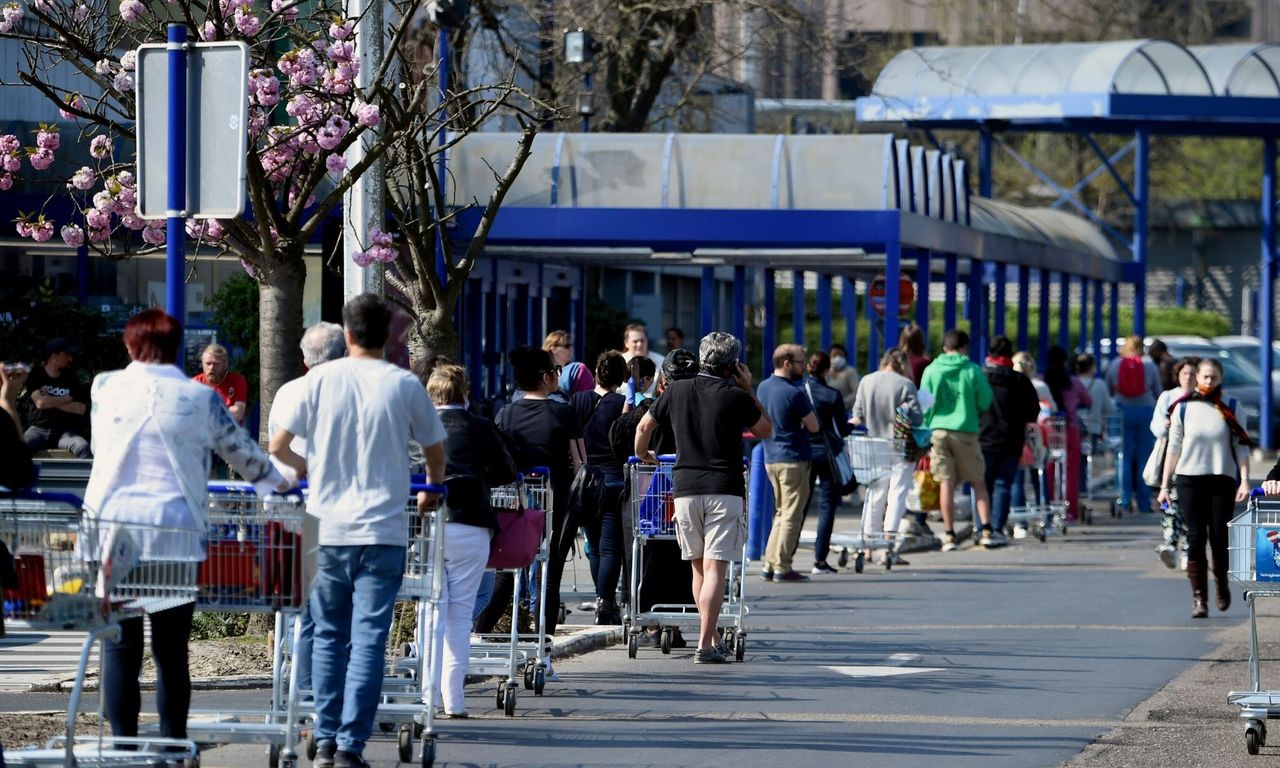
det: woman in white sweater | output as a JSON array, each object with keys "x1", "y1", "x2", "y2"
[{"x1": 1156, "y1": 359, "x2": 1251, "y2": 618}]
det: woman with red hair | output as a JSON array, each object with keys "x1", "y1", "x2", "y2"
[{"x1": 83, "y1": 309, "x2": 295, "y2": 751}]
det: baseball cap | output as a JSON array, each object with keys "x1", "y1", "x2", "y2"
[{"x1": 44, "y1": 337, "x2": 79, "y2": 356}]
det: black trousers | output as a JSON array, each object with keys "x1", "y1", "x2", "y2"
[
  {"x1": 101, "y1": 602, "x2": 195, "y2": 739},
  {"x1": 1175, "y1": 474, "x2": 1237, "y2": 567}
]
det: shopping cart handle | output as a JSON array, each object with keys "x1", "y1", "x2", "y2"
[
  {"x1": 410, "y1": 483, "x2": 447, "y2": 495},
  {"x1": 627, "y1": 454, "x2": 675, "y2": 464},
  {"x1": 522, "y1": 466, "x2": 551, "y2": 477},
  {"x1": 207, "y1": 480, "x2": 307, "y2": 497},
  {"x1": 0, "y1": 489, "x2": 83, "y2": 506},
  {"x1": 1252, "y1": 487, "x2": 1267, "y2": 498}
]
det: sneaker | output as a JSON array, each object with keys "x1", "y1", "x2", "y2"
[
  {"x1": 811, "y1": 561, "x2": 839, "y2": 575},
  {"x1": 1012, "y1": 526, "x2": 1029, "y2": 540},
  {"x1": 890, "y1": 552, "x2": 910, "y2": 566},
  {"x1": 760, "y1": 568, "x2": 774, "y2": 582},
  {"x1": 638, "y1": 630, "x2": 661, "y2": 648},
  {"x1": 714, "y1": 641, "x2": 731, "y2": 658},
  {"x1": 314, "y1": 742, "x2": 337, "y2": 768},
  {"x1": 694, "y1": 647, "x2": 728, "y2": 664},
  {"x1": 979, "y1": 530, "x2": 996, "y2": 548},
  {"x1": 438, "y1": 708, "x2": 469, "y2": 719},
  {"x1": 987, "y1": 531, "x2": 1009, "y2": 548},
  {"x1": 941, "y1": 533, "x2": 959, "y2": 552},
  {"x1": 772, "y1": 569, "x2": 810, "y2": 583},
  {"x1": 1157, "y1": 544, "x2": 1177, "y2": 569},
  {"x1": 334, "y1": 750, "x2": 372, "y2": 768}
]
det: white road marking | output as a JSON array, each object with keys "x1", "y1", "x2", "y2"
[{"x1": 822, "y1": 665, "x2": 944, "y2": 678}]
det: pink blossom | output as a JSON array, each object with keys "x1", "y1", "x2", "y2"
[
  {"x1": 325, "y1": 40, "x2": 353, "y2": 62},
  {"x1": 29, "y1": 148, "x2": 54, "y2": 170},
  {"x1": 94, "y1": 59, "x2": 115, "y2": 76},
  {"x1": 185, "y1": 219, "x2": 205, "y2": 238},
  {"x1": 58, "y1": 94, "x2": 83, "y2": 120},
  {"x1": 233, "y1": 6, "x2": 261, "y2": 36},
  {"x1": 30, "y1": 219, "x2": 53, "y2": 242},
  {"x1": 0, "y1": 2, "x2": 22, "y2": 33},
  {"x1": 206, "y1": 219, "x2": 225, "y2": 239},
  {"x1": 0, "y1": 173, "x2": 11, "y2": 191},
  {"x1": 0, "y1": 134, "x2": 18, "y2": 153},
  {"x1": 271, "y1": 0, "x2": 298, "y2": 21},
  {"x1": 36, "y1": 129, "x2": 59, "y2": 151},
  {"x1": 200, "y1": 21, "x2": 218, "y2": 40},
  {"x1": 240, "y1": 259, "x2": 261, "y2": 278},
  {"x1": 315, "y1": 116, "x2": 349, "y2": 151},
  {"x1": 60, "y1": 224, "x2": 84, "y2": 247},
  {"x1": 117, "y1": 170, "x2": 135, "y2": 187},
  {"x1": 325, "y1": 153, "x2": 346, "y2": 173},
  {"x1": 113, "y1": 72, "x2": 134, "y2": 93},
  {"x1": 248, "y1": 111, "x2": 267, "y2": 138},
  {"x1": 88, "y1": 227, "x2": 109, "y2": 242},
  {"x1": 85, "y1": 208, "x2": 111, "y2": 229},
  {"x1": 119, "y1": 0, "x2": 144, "y2": 22},
  {"x1": 120, "y1": 51, "x2": 137, "y2": 72},
  {"x1": 92, "y1": 190, "x2": 114, "y2": 209},
  {"x1": 90, "y1": 135, "x2": 112, "y2": 159},
  {"x1": 15, "y1": 221, "x2": 31, "y2": 238},
  {"x1": 69, "y1": 166, "x2": 95, "y2": 190},
  {"x1": 73, "y1": 5, "x2": 88, "y2": 21},
  {"x1": 328, "y1": 19, "x2": 354, "y2": 40},
  {"x1": 278, "y1": 48, "x2": 321, "y2": 88},
  {"x1": 141, "y1": 225, "x2": 166, "y2": 246},
  {"x1": 249, "y1": 69, "x2": 280, "y2": 107},
  {"x1": 2, "y1": 155, "x2": 19, "y2": 173},
  {"x1": 351, "y1": 249, "x2": 373, "y2": 268},
  {"x1": 354, "y1": 103, "x2": 380, "y2": 127},
  {"x1": 121, "y1": 213, "x2": 145, "y2": 230}
]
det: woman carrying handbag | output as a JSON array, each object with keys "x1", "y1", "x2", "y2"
[{"x1": 801, "y1": 351, "x2": 855, "y2": 574}]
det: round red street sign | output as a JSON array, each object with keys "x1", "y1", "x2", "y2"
[{"x1": 869, "y1": 274, "x2": 917, "y2": 317}]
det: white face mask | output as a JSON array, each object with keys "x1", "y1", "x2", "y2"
[{"x1": 831, "y1": 355, "x2": 847, "y2": 370}]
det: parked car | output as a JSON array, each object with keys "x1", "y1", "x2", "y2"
[
  {"x1": 1212, "y1": 335, "x2": 1280, "y2": 391},
  {"x1": 1157, "y1": 336, "x2": 1263, "y2": 439}
]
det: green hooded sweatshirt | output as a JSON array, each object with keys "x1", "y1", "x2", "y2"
[{"x1": 920, "y1": 352, "x2": 994, "y2": 433}]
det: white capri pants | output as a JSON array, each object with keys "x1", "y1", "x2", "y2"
[
  {"x1": 861, "y1": 463, "x2": 914, "y2": 537},
  {"x1": 432, "y1": 522, "x2": 492, "y2": 713}
]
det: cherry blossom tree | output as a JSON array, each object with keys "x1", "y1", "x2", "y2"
[{"x1": 1, "y1": 0, "x2": 545, "y2": 427}]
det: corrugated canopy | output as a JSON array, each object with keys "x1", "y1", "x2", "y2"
[{"x1": 1191, "y1": 43, "x2": 1280, "y2": 97}]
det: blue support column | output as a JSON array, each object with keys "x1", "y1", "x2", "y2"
[
  {"x1": 967, "y1": 258, "x2": 984, "y2": 363},
  {"x1": 916, "y1": 251, "x2": 931, "y2": 342},
  {"x1": 1261, "y1": 137, "x2": 1276, "y2": 449},
  {"x1": 701, "y1": 266, "x2": 716, "y2": 339},
  {"x1": 818, "y1": 274, "x2": 833, "y2": 351},
  {"x1": 763, "y1": 269, "x2": 776, "y2": 374},
  {"x1": 866, "y1": 279, "x2": 880, "y2": 366},
  {"x1": 1108, "y1": 283, "x2": 1119, "y2": 360},
  {"x1": 520, "y1": 284, "x2": 534, "y2": 346},
  {"x1": 1133, "y1": 129, "x2": 1150, "y2": 337},
  {"x1": 1038, "y1": 270, "x2": 1051, "y2": 365},
  {"x1": 944, "y1": 254, "x2": 958, "y2": 332},
  {"x1": 993, "y1": 262, "x2": 1007, "y2": 338},
  {"x1": 1017, "y1": 265, "x2": 1030, "y2": 352},
  {"x1": 1078, "y1": 276, "x2": 1089, "y2": 354},
  {"x1": 792, "y1": 270, "x2": 805, "y2": 345},
  {"x1": 842, "y1": 276, "x2": 857, "y2": 370},
  {"x1": 1058, "y1": 271, "x2": 1070, "y2": 351},
  {"x1": 165, "y1": 23, "x2": 188, "y2": 323},
  {"x1": 979, "y1": 126, "x2": 993, "y2": 198},
  {"x1": 733, "y1": 265, "x2": 747, "y2": 361},
  {"x1": 885, "y1": 243, "x2": 902, "y2": 355},
  {"x1": 1092, "y1": 279, "x2": 1104, "y2": 358}
]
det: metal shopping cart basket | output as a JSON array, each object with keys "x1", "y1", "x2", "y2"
[
  {"x1": 465, "y1": 468, "x2": 552, "y2": 716},
  {"x1": 1, "y1": 490, "x2": 200, "y2": 767},
  {"x1": 623, "y1": 455, "x2": 750, "y2": 661},
  {"x1": 841, "y1": 434, "x2": 907, "y2": 572},
  {"x1": 1227, "y1": 490, "x2": 1280, "y2": 755},
  {"x1": 1104, "y1": 413, "x2": 1127, "y2": 517},
  {"x1": 1007, "y1": 421, "x2": 1070, "y2": 540}
]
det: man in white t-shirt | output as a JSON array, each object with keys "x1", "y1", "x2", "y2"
[
  {"x1": 620, "y1": 322, "x2": 665, "y2": 400},
  {"x1": 270, "y1": 295, "x2": 446, "y2": 768}
]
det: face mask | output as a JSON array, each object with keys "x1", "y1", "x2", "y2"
[
  {"x1": 831, "y1": 355, "x2": 847, "y2": 370},
  {"x1": 1196, "y1": 383, "x2": 1214, "y2": 396},
  {"x1": 1078, "y1": 373, "x2": 1093, "y2": 384}
]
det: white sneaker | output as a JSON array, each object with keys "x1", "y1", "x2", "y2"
[
  {"x1": 1156, "y1": 544, "x2": 1176, "y2": 569},
  {"x1": 1012, "y1": 526, "x2": 1029, "y2": 540},
  {"x1": 941, "y1": 533, "x2": 959, "y2": 552}
]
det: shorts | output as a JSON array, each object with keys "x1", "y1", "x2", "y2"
[
  {"x1": 930, "y1": 429, "x2": 986, "y2": 486},
  {"x1": 672, "y1": 495, "x2": 746, "y2": 562}
]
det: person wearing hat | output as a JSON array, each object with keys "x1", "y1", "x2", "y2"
[{"x1": 22, "y1": 337, "x2": 91, "y2": 458}]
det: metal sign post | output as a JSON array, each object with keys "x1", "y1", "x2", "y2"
[{"x1": 165, "y1": 24, "x2": 188, "y2": 321}]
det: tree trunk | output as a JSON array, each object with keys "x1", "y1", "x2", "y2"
[
  {"x1": 257, "y1": 254, "x2": 307, "y2": 443},
  {"x1": 407, "y1": 307, "x2": 459, "y2": 372}
]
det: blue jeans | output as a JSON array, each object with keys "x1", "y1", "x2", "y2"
[
  {"x1": 473, "y1": 570, "x2": 495, "y2": 621},
  {"x1": 310, "y1": 545, "x2": 405, "y2": 756},
  {"x1": 289, "y1": 602, "x2": 315, "y2": 693},
  {"x1": 804, "y1": 457, "x2": 839, "y2": 563},
  {"x1": 1119, "y1": 404, "x2": 1155, "y2": 512},
  {"x1": 586, "y1": 476, "x2": 626, "y2": 602},
  {"x1": 984, "y1": 453, "x2": 1020, "y2": 531}
]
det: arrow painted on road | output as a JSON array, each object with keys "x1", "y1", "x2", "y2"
[{"x1": 822, "y1": 653, "x2": 942, "y2": 678}]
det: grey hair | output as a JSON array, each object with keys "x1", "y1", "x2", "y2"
[
  {"x1": 300, "y1": 322, "x2": 347, "y2": 368},
  {"x1": 699, "y1": 331, "x2": 741, "y2": 372}
]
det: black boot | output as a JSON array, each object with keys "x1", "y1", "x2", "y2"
[
  {"x1": 1187, "y1": 560, "x2": 1209, "y2": 619},
  {"x1": 1212, "y1": 560, "x2": 1231, "y2": 612},
  {"x1": 594, "y1": 597, "x2": 619, "y2": 625}
]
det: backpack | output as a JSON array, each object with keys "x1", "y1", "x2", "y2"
[{"x1": 1116, "y1": 356, "x2": 1146, "y2": 398}]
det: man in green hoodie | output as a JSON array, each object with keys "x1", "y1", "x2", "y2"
[{"x1": 920, "y1": 329, "x2": 997, "y2": 551}]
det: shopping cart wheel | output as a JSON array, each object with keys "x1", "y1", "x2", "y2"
[
  {"x1": 533, "y1": 667, "x2": 546, "y2": 695},
  {"x1": 503, "y1": 685, "x2": 517, "y2": 717},
  {"x1": 398, "y1": 726, "x2": 414, "y2": 764},
  {"x1": 305, "y1": 732, "x2": 317, "y2": 761},
  {"x1": 557, "y1": 602, "x2": 567, "y2": 625},
  {"x1": 495, "y1": 684, "x2": 505, "y2": 710},
  {"x1": 420, "y1": 736, "x2": 436, "y2": 768},
  {"x1": 1247, "y1": 721, "x2": 1263, "y2": 755},
  {"x1": 523, "y1": 660, "x2": 534, "y2": 690},
  {"x1": 1037, "y1": 528, "x2": 1046, "y2": 543},
  {"x1": 268, "y1": 743, "x2": 280, "y2": 768},
  {"x1": 837, "y1": 548, "x2": 849, "y2": 568},
  {"x1": 1109, "y1": 500, "x2": 1118, "y2": 518},
  {"x1": 735, "y1": 636, "x2": 745, "y2": 662},
  {"x1": 660, "y1": 629, "x2": 673, "y2": 655},
  {"x1": 379, "y1": 721, "x2": 395, "y2": 734},
  {"x1": 884, "y1": 553, "x2": 893, "y2": 572},
  {"x1": 854, "y1": 551, "x2": 865, "y2": 574},
  {"x1": 627, "y1": 633, "x2": 638, "y2": 658}
]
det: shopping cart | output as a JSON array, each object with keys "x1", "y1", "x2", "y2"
[
  {"x1": 843, "y1": 433, "x2": 907, "y2": 572},
  {"x1": 1, "y1": 490, "x2": 201, "y2": 767},
  {"x1": 1227, "y1": 490, "x2": 1280, "y2": 755},
  {"x1": 623, "y1": 455, "x2": 750, "y2": 660},
  {"x1": 465, "y1": 468, "x2": 552, "y2": 716},
  {"x1": 1104, "y1": 412, "x2": 1127, "y2": 517},
  {"x1": 1042, "y1": 416, "x2": 1074, "y2": 532}
]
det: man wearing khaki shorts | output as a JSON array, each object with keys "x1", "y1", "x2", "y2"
[
  {"x1": 920, "y1": 329, "x2": 996, "y2": 551},
  {"x1": 636, "y1": 332, "x2": 772, "y2": 664}
]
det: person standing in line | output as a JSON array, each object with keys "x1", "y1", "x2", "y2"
[
  {"x1": 802, "y1": 351, "x2": 855, "y2": 573},
  {"x1": 1149, "y1": 339, "x2": 1177, "y2": 393},
  {"x1": 981, "y1": 337, "x2": 1042, "y2": 541},
  {"x1": 270, "y1": 294, "x2": 446, "y2": 768},
  {"x1": 1152, "y1": 356, "x2": 1201, "y2": 569},
  {"x1": 1076, "y1": 353, "x2": 1115, "y2": 496},
  {"x1": 620, "y1": 323, "x2": 666, "y2": 399},
  {"x1": 899, "y1": 324, "x2": 931, "y2": 388},
  {"x1": 921, "y1": 330, "x2": 997, "y2": 551},
  {"x1": 665, "y1": 327, "x2": 689, "y2": 354},
  {"x1": 192, "y1": 343, "x2": 249, "y2": 425},
  {"x1": 758, "y1": 343, "x2": 821, "y2": 582},
  {"x1": 22, "y1": 337, "x2": 91, "y2": 458},
  {"x1": 544, "y1": 330, "x2": 595, "y2": 398},
  {"x1": 265, "y1": 321, "x2": 347, "y2": 695},
  {"x1": 427, "y1": 364, "x2": 517, "y2": 718},
  {"x1": 1106, "y1": 335, "x2": 1162, "y2": 515},
  {"x1": 635, "y1": 332, "x2": 772, "y2": 664},
  {"x1": 1011, "y1": 352, "x2": 1051, "y2": 509},
  {"x1": 850, "y1": 350, "x2": 922, "y2": 563},
  {"x1": 1157, "y1": 358, "x2": 1251, "y2": 619},
  {"x1": 826, "y1": 343, "x2": 860, "y2": 413},
  {"x1": 1044, "y1": 345, "x2": 1091, "y2": 523},
  {"x1": 570, "y1": 351, "x2": 630, "y2": 624}
]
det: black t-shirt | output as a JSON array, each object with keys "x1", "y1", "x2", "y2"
[
  {"x1": 24, "y1": 367, "x2": 88, "y2": 433},
  {"x1": 648, "y1": 374, "x2": 760, "y2": 498},
  {"x1": 570, "y1": 390, "x2": 626, "y2": 469},
  {"x1": 494, "y1": 396, "x2": 582, "y2": 496}
]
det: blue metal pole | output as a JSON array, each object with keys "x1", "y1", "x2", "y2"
[
  {"x1": 792, "y1": 270, "x2": 805, "y2": 345},
  {"x1": 165, "y1": 24, "x2": 188, "y2": 323},
  {"x1": 581, "y1": 70, "x2": 592, "y2": 133},
  {"x1": 763, "y1": 268, "x2": 776, "y2": 374},
  {"x1": 1175, "y1": 275, "x2": 1186, "y2": 308},
  {"x1": 1133, "y1": 128, "x2": 1150, "y2": 337},
  {"x1": 944, "y1": 254, "x2": 958, "y2": 332},
  {"x1": 701, "y1": 266, "x2": 716, "y2": 339},
  {"x1": 818, "y1": 274, "x2": 833, "y2": 351},
  {"x1": 866, "y1": 278, "x2": 879, "y2": 366},
  {"x1": 1058, "y1": 270, "x2": 1070, "y2": 351},
  {"x1": 1038, "y1": 269, "x2": 1051, "y2": 365},
  {"x1": 968, "y1": 258, "x2": 983, "y2": 363},
  {"x1": 1108, "y1": 283, "x2": 1119, "y2": 361},
  {"x1": 1261, "y1": 137, "x2": 1276, "y2": 449},
  {"x1": 733, "y1": 265, "x2": 747, "y2": 361},
  {"x1": 1017, "y1": 265, "x2": 1030, "y2": 352},
  {"x1": 916, "y1": 251, "x2": 931, "y2": 341},
  {"x1": 993, "y1": 262, "x2": 1007, "y2": 338},
  {"x1": 842, "y1": 276, "x2": 857, "y2": 371},
  {"x1": 1092, "y1": 278, "x2": 1103, "y2": 358},
  {"x1": 572, "y1": 267, "x2": 585, "y2": 364},
  {"x1": 885, "y1": 243, "x2": 902, "y2": 356},
  {"x1": 979, "y1": 127, "x2": 993, "y2": 198},
  {"x1": 1078, "y1": 275, "x2": 1088, "y2": 354}
]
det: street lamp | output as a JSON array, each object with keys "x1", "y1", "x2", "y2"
[{"x1": 563, "y1": 28, "x2": 598, "y2": 132}]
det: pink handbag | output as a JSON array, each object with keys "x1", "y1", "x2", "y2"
[{"x1": 487, "y1": 490, "x2": 546, "y2": 570}]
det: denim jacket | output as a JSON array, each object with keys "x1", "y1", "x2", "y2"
[{"x1": 83, "y1": 361, "x2": 281, "y2": 532}]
